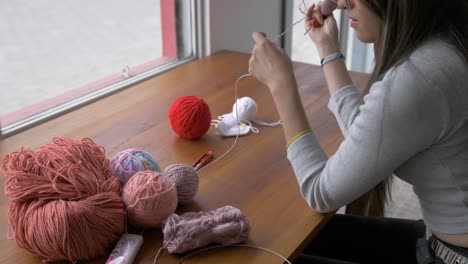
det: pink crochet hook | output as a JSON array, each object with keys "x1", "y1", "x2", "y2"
[{"x1": 192, "y1": 151, "x2": 214, "y2": 171}]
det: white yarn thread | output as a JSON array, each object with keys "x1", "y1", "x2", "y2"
[
  {"x1": 156, "y1": 5, "x2": 313, "y2": 264},
  {"x1": 199, "y1": 7, "x2": 309, "y2": 171},
  {"x1": 253, "y1": 119, "x2": 283, "y2": 127},
  {"x1": 200, "y1": 73, "x2": 251, "y2": 172},
  {"x1": 177, "y1": 244, "x2": 292, "y2": 264}
]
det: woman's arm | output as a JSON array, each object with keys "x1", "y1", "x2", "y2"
[
  {"x1": 288, "y1": 66, "x2": 442, "y2": 212},
  {"x1": 249, "y1": 32, "x2": 310, "y2": 143},
  {"x1": 249, "y1": 33, "x2": 442, "y2": 213},
  {"x1": 307, "y1": 3, "x2": 366, "y2": 137},
  {"x1": 305, "y1": 3, "x2": 354, "y2": 96},
  {"x1": 308, "y1": 2, "x2": 365, "y2": 137}
]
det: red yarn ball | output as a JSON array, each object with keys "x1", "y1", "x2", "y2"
[{"x1": 168, "y1": 96, "x2": 212, "y2": 139}]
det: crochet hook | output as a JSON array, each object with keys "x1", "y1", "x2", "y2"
[{"x1": 192, "y1": 151, "x2": 214, "y2": 171}]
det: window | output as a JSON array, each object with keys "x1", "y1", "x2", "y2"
[
  {"x1": 0, "y1": 0, "x2": 198, "y2": 138},
  {"x1": 286, "y1": 0, "x2": 342, "y2": 65},
  {"x1": 285, "y1": 0, "x2": 373, "y2": 73}
]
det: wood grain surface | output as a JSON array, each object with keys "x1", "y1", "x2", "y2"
[{"x1": 0, "y1": 51, "x2": 370, "y2": 264}]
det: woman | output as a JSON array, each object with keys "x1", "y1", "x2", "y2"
[{"x1": 249, "y1": 0, "x2": 468, "y2": 263}]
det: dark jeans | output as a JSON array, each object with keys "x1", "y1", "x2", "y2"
[{"x1": 294, "y1": 214, "x2": 427, "y2": 264}]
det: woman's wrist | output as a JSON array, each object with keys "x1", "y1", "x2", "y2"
[
  {"x1": 269, "y1": 76, "x2": 298, "y2": 99},
  {"x1": 317, "y1": 41, "x2": 340, "y2": 59}
]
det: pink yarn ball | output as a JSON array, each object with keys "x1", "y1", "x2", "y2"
[
  {"x1": 122, "y1": 171, "x2": 178, "y2": 228},
  {"x1": 163, "y1": 164, "x2": 199, "y2": 205}
]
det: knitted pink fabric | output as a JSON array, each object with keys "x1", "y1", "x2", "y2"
[{"x1": 162, "y1": 205, "x2": 250, "y2": 254}]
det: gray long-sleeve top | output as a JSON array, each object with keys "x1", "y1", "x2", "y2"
[{"x1": 287, "y1": 39, "x2": 468, "y2": 234}]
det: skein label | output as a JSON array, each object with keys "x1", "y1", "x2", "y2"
[{"x1": 106, "y1": 234, "x2": 144, "y2": 264}]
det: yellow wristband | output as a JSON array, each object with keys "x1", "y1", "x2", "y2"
[{"x1": 286, "y1": 129, "x2": 312, "y2": 149}]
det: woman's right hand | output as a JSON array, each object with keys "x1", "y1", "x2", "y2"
[
  {"x1": 249, "y1": 32, "x2": 296, "y2": 96},
  {"x1": 305, "y1": 2, "x2": 340, "y2": 58}
]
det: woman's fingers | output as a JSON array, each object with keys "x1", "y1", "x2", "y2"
[
  {"x1": 305, "y1": 4, "x2": 320, "y2": 30},
  {"x1": 337, "y1": 0, "x2": 348, "y2": 9},
  {"x1": 315, "y1": 1, "x2": 324, "y2": 25},
  {"x1": 306, "y1": 2, "x2": 325, "y2": 29},
  {"x1": 252, "y1": 32, "x2": 267, "y2": 45},
  {"x1": 306, "y1": 3, "x2": 316, "y2": 21},
  {"x1": 249, "y1": 31, "x2": 294, "y2": 88}
]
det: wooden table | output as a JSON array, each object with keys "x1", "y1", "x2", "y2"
[{"x1": 0, "y1": 51, "x2": 370, "y2": 263}]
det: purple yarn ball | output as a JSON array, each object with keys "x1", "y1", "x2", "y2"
[
  {"x1": 322, "y1": 0, "x2": 338, "y2": 16},
  {"x1": 163, "y1": 164, "x2": 199, "y2": 205}
]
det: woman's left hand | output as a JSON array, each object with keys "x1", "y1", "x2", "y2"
[
  {"x1": 305, "y1": 2, "x2": 340, "y2": 58},
  {"x1": 249, "y1": 32, "x2": 296, "y2": 96}
]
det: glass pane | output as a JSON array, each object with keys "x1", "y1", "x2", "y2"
[
  {"x1": 346, "y1": 30, "x2": 374, "y2": 73},
  {"x1": 0, "y1": 0, "x2": 194, "y2": 136},
  {"x1": 290, "y1": 0, "x2": 341, "y2": 65}
]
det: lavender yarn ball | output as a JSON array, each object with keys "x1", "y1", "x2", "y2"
[
  {"x1": 321, "y1": 0, "x2": 338, "y2": 16},
  {"x1": 111, "y1": 149, "x2": 160, "y2": 183},
  {"x1": 163, "y1": 164, "x2": 199, "y2": 205}
]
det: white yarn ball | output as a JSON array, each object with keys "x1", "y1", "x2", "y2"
[{"x1": 232, "y1": 97, "x2": 257, "y2": 121}]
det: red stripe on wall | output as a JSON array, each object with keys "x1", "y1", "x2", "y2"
[
  {"x1": 161, "y1": 0, "x2": 177, "y2": 57},
  {"x1": 0, "y1": 56, "x2": 175, "y2": 127}
]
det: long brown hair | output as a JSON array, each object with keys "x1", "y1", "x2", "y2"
[
  {"x1": 363, "y1": 0, "x2": 468, "y2": 85},
  {"x1": 357, "y1": 0, "x2": 468, "y2": 214}
]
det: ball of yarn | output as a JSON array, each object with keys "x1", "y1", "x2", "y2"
[
  {"x1": 122, "y1": 171, "x2": 178, "y2": 228},
  {"x1": 161, "y1": 205, "x2": 251, "y2": 254},
  {"x1": 168, "y1": 96, "x2": 212, "y2": 139},
  {"x1": 111, "y1": 148, "x2": 160, "y2": 183},
  {"x1": 163, "y1": 164, "x2": 199, "y2": 205},
  {"x1": 232, "y1": 97, "x2": 258, "y2": 121},
  {"x1": 1, "y1": 137, "x2": 126, "y2": 262},
  {"x1": 321, "y1": 0, "x2": 338, "y2": 16}
]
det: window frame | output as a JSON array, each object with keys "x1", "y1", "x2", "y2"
[
  {"x1": 284, "y1": 0, "x2": 374, "y2": 74},
  {"x1": 284, "y1": 1, "x2": 349, "y2": 64},
  {"x1": 0, "y1": 0, "x2": 200, "y2": 139}
]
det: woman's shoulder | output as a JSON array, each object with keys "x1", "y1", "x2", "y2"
[
  {"x1": 383, "y1": 38, "x2": 468, "y2": 91},
  {"x1": 409, "y1": 38, "x2": 466, "y2": 68},
  {"x1": 375, "y1": 38, "x2": 468, "y2": 133}
]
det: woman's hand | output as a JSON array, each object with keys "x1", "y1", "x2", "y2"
[
  {"x1": 303, "y1": 2, "x2": 353, "y2": 96},
  {"x1": 249, "y1": 33, "x2": 310, "y2": 144},
  {"x1": 249, "y1": 32, "x2": 297, "y2": 97},
  {"x1": 305, "y1": 2, "x2": 340, "y2": 58}
]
